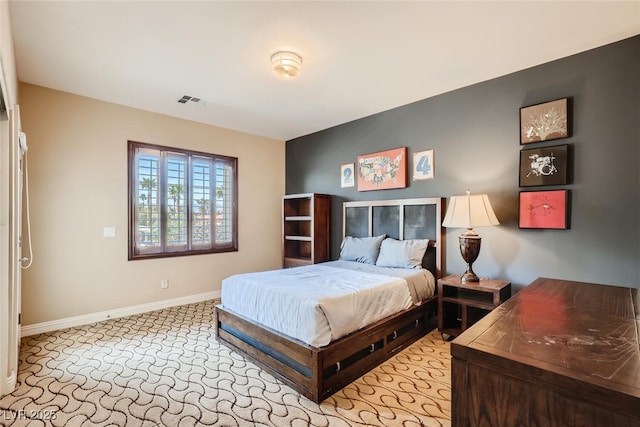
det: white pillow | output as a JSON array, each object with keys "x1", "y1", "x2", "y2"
[
  {"x1": 339, "y1": 235, "x2": 386, "y2": 264},
  {"x1": 375, "y1": 238, "x2": 429, "y2": 269}
]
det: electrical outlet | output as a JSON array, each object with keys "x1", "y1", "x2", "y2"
[{"x1": 161, "y1": 280, "x2": 169, "y2": 289}]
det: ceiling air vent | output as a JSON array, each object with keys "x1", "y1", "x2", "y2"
[{"x1": 178, "y1": 95, "x2": 208, "y2": 106}]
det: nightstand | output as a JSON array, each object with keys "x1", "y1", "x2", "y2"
[{"x1": 438, "y1": 275, "x2": 511, "y2": 339}]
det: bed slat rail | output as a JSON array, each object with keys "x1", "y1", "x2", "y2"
[
  {"x1": 217, "y1": 308, "x2": 317, "y2": 397},
  {"x1": 216, "y1": 297, "x2": 437, "y2": 402}
]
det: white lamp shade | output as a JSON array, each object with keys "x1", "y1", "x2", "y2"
[{"x1": 443, "y1": 192, "x2": 499, "y2": 229}]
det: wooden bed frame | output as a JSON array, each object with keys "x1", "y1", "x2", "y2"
[{"x1": 216, "y1": 197, "x2": 444, "y2": 403}]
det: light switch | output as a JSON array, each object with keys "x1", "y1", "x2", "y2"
[{"x1": 103, "y1": 227, "x2": 116, "y2": 238}]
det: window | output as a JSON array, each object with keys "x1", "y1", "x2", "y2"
[{"x1": 128, "y1": 141, "x2": 238, "y2": 260}]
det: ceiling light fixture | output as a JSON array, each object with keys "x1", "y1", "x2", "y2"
[{"x1": 271, "y1": 51, "x2": 302, "y2": 79}]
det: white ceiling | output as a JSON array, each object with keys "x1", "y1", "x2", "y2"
[{"x1": 9, "y1": 1, "x2": 640, "y2": 141}]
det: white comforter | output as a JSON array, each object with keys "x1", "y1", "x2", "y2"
[{"x1": 221, "y1": 260, "x2": 435, "y2": 347}]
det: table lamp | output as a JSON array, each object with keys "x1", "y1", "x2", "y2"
[{"x1": 442, "y1": 190, "x2": 499, "y2": 283}]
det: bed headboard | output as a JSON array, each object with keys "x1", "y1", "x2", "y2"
[{"x1": 342, "y1": 197, "x2": 444, "y2": 279}]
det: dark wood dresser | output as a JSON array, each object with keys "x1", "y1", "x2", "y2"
[{"x1": 451, "y1": 277, "x2": 640, "y2": 427}]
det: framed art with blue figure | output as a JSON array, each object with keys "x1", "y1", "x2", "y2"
[{"x1": 341, "y1": 163, "x2": 355, "y2": 188}]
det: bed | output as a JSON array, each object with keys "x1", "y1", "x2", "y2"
[{"x1": 215, "y1": 197, "x2": 444, "y2": 403}]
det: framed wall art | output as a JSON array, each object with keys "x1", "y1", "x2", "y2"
[
  {"x1": 519, "y1": 144, "x2": 568, "y2": 187},
  {"x1": 340, "y1": 163, "x2": 355, "y2": 188},
  {"x1": 412, "y1": 149, "x2": 434, "y2": 180},
  {"x1": 520, "y1": 98, "x2": 570, "y2": 144},
  {"x1": 357, "y1": 147, "x2": 407, "y2": 191},
  {"x1": 519, "y1": 189, "x2": 570, "y2": 230}
]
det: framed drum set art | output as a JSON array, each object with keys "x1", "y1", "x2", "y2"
[{"x1": 518, "y1": 97, "x2": 572, "y2": 230}]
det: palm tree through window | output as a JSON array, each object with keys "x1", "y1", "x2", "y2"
[{"x1": 128, "y1": 141, "x2": 238, "y2": 260}]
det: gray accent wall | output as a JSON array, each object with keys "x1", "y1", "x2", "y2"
[{"x1": 286, "y1": 36, "x2": 640, "y2": 290}]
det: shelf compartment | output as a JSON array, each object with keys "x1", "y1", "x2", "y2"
[
  {"x1": 284, "y1": 197, "x2": 312, "y2": 217},
  {"x1": 440, "y1": 301, "x2": 463, "y2": 331},
  {"x1": 441, "y1": 287, "x2": 496, "y2": 307},
  {"x1": 284, "y1": 220, "x2": 311, "y2": 239},
  {"x1": 283, "y1": 257, "x2": 312, "y2": 268},
  {"x1": 284, "y1": 239, "x2": 311, "y2": 260}
]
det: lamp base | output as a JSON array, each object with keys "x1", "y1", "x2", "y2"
[
  {"x1": 461, "y1": 270, "x2": 479, "y2": 283},
  {"x1": 458, "y1": 233, "x2": 481, "y2": 284}
]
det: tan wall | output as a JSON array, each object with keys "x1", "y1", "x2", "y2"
[{"x1": 18, "y1": 83, "x2": 285, "y2": 325}]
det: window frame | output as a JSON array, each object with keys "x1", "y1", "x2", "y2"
[{"x1": 128, "y1": 140, "x2": 238, "y2": 260}]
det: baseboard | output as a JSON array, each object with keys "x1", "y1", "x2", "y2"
[{"x1": 21, "y1": 290, "x2": 221, "y2": 337}]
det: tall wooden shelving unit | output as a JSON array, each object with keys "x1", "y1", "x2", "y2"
[{"x1": 282, "y1": 193, "x2": 331, "y2": 267}]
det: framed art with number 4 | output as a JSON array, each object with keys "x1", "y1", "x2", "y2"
[
  {"x1": 519, "y1": 144, "x2": 568, "y2": 187},
  {"x1": 519, "y1": 189, "x2": 570, "y2": 229},
  {"x1": 413, "y1": 149, "x2": 434, "y2": 180}
]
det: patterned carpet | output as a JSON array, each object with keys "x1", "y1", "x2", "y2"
[{"x1": 0, "y1": 300, "x2": 451, "y2": 426}]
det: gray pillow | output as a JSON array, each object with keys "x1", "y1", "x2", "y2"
[
  {"x1": 339, "y1": 235, "x2": 386, "y2": 264},
  {"x1": 375, "y1": 238, "x2": 429, "y2": 269}
]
